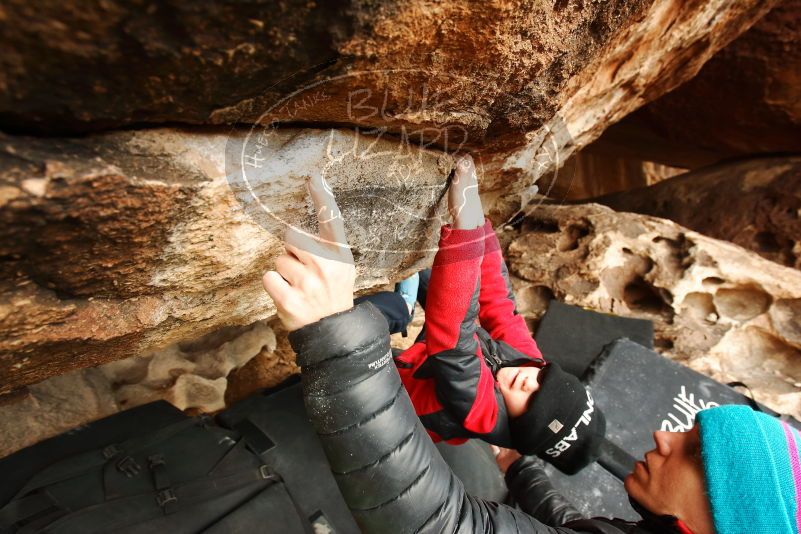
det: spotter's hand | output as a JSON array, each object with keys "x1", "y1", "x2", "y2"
[{"x1": 262, "y1": 174, "x2": 356, "y2": 332}]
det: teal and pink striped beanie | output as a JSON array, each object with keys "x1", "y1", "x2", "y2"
[{"x1": 697, "y1": 405, "x2": 800, "y2": 534}]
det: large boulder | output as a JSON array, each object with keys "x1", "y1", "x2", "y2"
[
  {"x1": 0, "y1": 0, "x2": 783, "y2": 400},
  {"x1": 598, "y1": 157, "x2": 801, "y2": 270},
  {"x1": 505, "y1": 202, "x2": 801, "y2": 418},
  {"x1": 0, "y1": 127, "x2": 451, "y2": 397},
  {"x1": 0, "y1": 0, "x2": 777, "y2": 184},
  {"x1": 596, "y1": 0, "x2": 801, "y2": 168}
]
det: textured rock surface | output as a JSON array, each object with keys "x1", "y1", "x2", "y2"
[
  {"x1": 504, "y1": 202, "x2": 801, "y2": 418},
  {"x1": 632, "y1": 0, "x2": 801, "y2": 159},
  {"x1": 0, "y1": 303, "x2": 423, "y2": 458},
  {"x1": 0, "y1": 320, "x2": 279, "y2": 457},
  {"x1": 476, "y1": 0, "x2": 776, "y2": 187},
  {"x1": 0, "y1": 127, "x2": 451, "y2": 396},
  {"x1": 0, "y1": 368, "x2": 119, "y2": 458},
  {"x1": 101, "y1": 320, "x2": 276, "y2": 413},
  {"x1": 225, "y1": 321, "x2": 300, "y2": 406},
  {"x1": 598, "y1": 157, "x2": 801, "y2": 269},
  {"x1": 0, "y1": 0, "x2": 776, "y2": 186},
  {"x1": 0, "y1": 0, "x2": 350, "y2": 132}
]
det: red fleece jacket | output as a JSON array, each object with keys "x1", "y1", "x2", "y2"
[{"x1": 394, "y1": 219, "x2": 544, "y2": 445}]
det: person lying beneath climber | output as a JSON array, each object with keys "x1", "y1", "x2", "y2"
[
  {"x1": 261, "y1": 173, "x2": 800, "y2": 534},
  {"x1": 356, "y1": 154, "x2": 606, "y2": 475}
]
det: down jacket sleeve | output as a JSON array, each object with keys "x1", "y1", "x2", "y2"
[
  {"x1": 506, "y1": 456, "x2": 585, "y2": 526},
  {"x1": 289, "y1": 301, "x2": 596, "y2": 534}
]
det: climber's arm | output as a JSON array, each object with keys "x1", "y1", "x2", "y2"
[
  {"x1": 418, "y1": 155, "x2": 504, "y2": 436},
  {"x1": 261, "y1": 174, "x2": 355, "y2": 333},
  {"x1": 504, "y1": 453, "x2": 585, "y2": 526},
  {"x1": 262, "y1": 171, "x2": 576, "y2": 533},
  {"x1": 421, "y1": 224, "x2": 503, "y2": 436},
  {"x1": 478, "y1": 218, "x2": 543, "y2": 359},
  {"x1": 423, "y1": 224, "x2": 483, "y2": 356},
  {"x1": 291, "y1": 303, "x2": 579, "y2": 533}
]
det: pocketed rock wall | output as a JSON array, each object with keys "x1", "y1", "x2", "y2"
[
  {"x1": 0, "y1": 319, "x2": 292, "y2": 456},
  {"x1": 504, "y1": 202, "x2": 801, "y2": 419}
]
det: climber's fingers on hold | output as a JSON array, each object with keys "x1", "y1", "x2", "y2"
[
  {"x1": 308, "y1": 173, "x2": 348, "y2": 248},
  {"x1": 262, "y1": 270, "x2": 295, "y2": 307},
  {"x1": 274, "y1": 253, "x2": 307, "y2": 287},
  {"x1": 284, "y1": 227, "x2": 326, "y2": 264}
]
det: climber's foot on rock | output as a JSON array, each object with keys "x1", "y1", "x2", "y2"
[{"x1": 448, "y1": 154, "x2": 485, "y2": 230}]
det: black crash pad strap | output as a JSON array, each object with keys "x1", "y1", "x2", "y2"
[
  {"x1": 32, "y1": 465, "x2": 276, "y2": 531},
  {"x1": 0, "y1": 492, "x2": 60, "y2": 529},
  {"x1": 233, "y1": 419, "x2": 315, "y2": 534},
  {"x1": 14, "y1": 418, "x2": 200, "y2": 499}
]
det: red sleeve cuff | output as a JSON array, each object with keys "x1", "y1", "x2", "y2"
[{"x1": 434, "y1": 223, "x2": 485, "y2": 265}]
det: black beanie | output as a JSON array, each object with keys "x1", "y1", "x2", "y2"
[{"x1": 509, "y1": 362, "x2": 606, "y2": 474}]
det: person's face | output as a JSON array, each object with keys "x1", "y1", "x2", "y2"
[
  {"x1": 624, "y1": 426, "x2": 714, "y2": 534},
  {"x1": 497, "y1": 366, "x2": 541, "y2": 418}
]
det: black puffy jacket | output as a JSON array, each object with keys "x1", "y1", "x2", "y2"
[{"x1": 289, "y1": 302, "x2": 676, "y2": 534}]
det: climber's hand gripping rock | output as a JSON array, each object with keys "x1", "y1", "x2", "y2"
[
  {"x1": 448, "y1": 154, "x2": 485, "y2": 230},
  {"x1": 262, "y1": 174, "x2": 356, "y2": 332}
]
